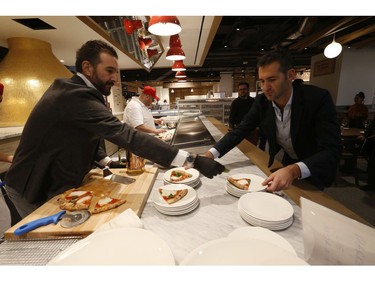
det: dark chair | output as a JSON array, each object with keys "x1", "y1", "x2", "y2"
[{"x1": 340, "y1": 137, "x2": 369, "y2": 185}]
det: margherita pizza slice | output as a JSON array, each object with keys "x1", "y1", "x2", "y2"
[
  {"x1": 58, "y1": 189, "x2": 93, "y2": 211},
  {"x1": 92, "y1": 196, "x2": 126, "y2": 214},
  {"x1": 158, "y1": 188, "x2": 188, "y2": 204},
  {"x1": 227, "y1": 177, "x2": 251, "y2": 190},
  {"x1": 170, "y1": 170, "x2": 193, "y2": 183}
]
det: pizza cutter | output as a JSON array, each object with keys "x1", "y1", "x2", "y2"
[{"x1": 14, "y1": 210, "x2": 91, "y2": 236}]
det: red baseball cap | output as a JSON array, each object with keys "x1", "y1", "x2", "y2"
[{"x1": 143, "y1": 86, "x2": 159, "y2": 101}]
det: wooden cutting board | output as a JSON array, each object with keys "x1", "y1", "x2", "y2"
[{"x1": 4, "y1": 165, "x2": 158, "y2": 240}]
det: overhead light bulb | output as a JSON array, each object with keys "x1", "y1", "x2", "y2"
[{"x1": 324, "y1": 35, "x2": 342, "y2": 59}]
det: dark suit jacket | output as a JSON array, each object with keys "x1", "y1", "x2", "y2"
[
  {"x1": 214, "y1": 84, "x2": 342, "y2": 189},
  {"x1": 6, "y1": 75, "x2": 179, "y2": 204}
]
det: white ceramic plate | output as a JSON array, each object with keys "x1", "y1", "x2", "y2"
[
  {"x1": 180, "y1": 237, "x2": 308, "y2": 265},
  {"x1": 227, "y1": 226, "x2": 297, "y2": 256},
  {"x1": 227, "y1": 173, "x2": 267, "y2": 192},
  {"x1": 163, "y1": 167, "x2": 200, "y2": 184},
  {"x1": 238, "y1": 208, "x2": 294, "y2": 230},
  {"x1": 238, "y1": 192, "x2": 294, "y2": 222},
  {"x1": 153, "y1": 184, "x2": 197, "y2": 208},
  {"x1": 164, "y1": 178, "x2": 201, "y2": 189},
  {"x1": 47, "y1": 228, "x2": 175, "y2": 265}
]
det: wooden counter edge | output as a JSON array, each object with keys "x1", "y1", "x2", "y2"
[{"x1": 207, "y1": 117, "x2": 372, "y2": 227}]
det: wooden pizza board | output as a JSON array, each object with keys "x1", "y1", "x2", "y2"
[{"x1": 4, "y1": 165, "x2": 158, "y2": 240}]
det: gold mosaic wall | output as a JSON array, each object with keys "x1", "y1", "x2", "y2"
[{"x1": 0, "y1": 37, "x2": 72, "y2": 127}]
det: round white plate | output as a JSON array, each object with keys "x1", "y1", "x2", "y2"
[
  {"x1": 227, "y1": 173, "x2": 267, "y2": 192},
  {"x1": 154, "y1": 196, "x2": 199, "y2": 212},
  {"x1": 164, "y1": 178, "x2": 201, "y2": 188},
  {"x1": 238, "y1": 192, "x2": 294, "y2": 222},
  {"x1": 163, "y1": 167, "x2": 200, "y2": 184},
  {"x1": 47, "y1": 228, "x2": 175, "y2": 265},
  {"x1": 227, "y1": 226, "x2": 297, "y2": 256},
  {"x1": 238, "y1": 208, "x2": 294, "y2": 230},
  {"x1": 153, "y1": 184, "x2": 197, "y2": 208},
  {"x1": 180, "y1": 237, "x2": 308, "y2": 265}
]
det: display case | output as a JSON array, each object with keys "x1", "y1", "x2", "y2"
[{"x1": 177, "y1": 98, "x2": 234, "y2": 124}]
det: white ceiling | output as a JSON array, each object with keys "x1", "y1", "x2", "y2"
[{"x1": 0, "y1": 16, "x2": 218, "y2": 71}]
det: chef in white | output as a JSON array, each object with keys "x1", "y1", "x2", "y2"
[{"x1": 123, "y1": 86, "x2": 166, "y2": 135}]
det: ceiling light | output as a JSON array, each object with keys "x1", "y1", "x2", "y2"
[
  {"x1": 190, "y1": 88, "x2": 194, "y2": 93},
  {"x1": 148, "y1": 16, "x2": 181, "y2": 36},
  {"x1": 138, "y1": 37, "x2": 153, "y2": 50},
  {"x1": 177, "y1": 78, "x2": 187, "y2": 83},
  {"x1": 169, "y1": 34, "x2": 182, "y2": 48},
  {"x1": 147, "y1": 49, "x2": 159, "y2": 58},
  {"x1": 123, "y1": 19, "x2": 143, "y2": 35},
  {"x1": 175, "y1": 71, "x2": 187, "y2": 78},
  {"x1": 171, "y1": 89, "x2": 175, "y2": 93},
  {"x1": 172, "y1": 60, "x2": 186, "y2": 71},
  {"x1": 324, "y1": 35, "x2": 342, "y2": 59},
  {"x1": 166, "y1": 47, "x2": 186, "y2": 61}
]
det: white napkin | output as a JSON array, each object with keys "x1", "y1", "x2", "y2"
[{"x1": 91, "y1": 208, "x2": 144, "y2": 236}]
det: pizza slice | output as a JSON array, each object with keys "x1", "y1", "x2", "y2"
[
  {"x1": 158, "y1": 188, "x2": 188, "y2": 204},
  {"x1": 58, "y1": 189, "x2": 94, "y2": 211},
  {"x1": 227, "y1": 177, "x2": 251, "y2": 190},
  {"x1": 91, "y1": 196, "x2": 126, "y2": 214},
  {"x1": 170, "y1": 170, "x2": 193, "y2": 183}
]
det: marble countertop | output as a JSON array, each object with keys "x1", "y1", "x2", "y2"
[{"x1": 141, "y1": 116, "x2": 304, "y2": 264}]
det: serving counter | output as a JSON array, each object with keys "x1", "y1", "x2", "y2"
[{"x1": 0, "y1": 116, "x2": 371, "y2": 265}]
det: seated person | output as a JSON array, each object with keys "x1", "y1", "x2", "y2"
[{"x1": 347, "y1": 92, "x2": 368, "y2": 128}]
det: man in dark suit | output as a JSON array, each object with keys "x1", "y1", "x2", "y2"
[
  {"x1": 228, "y1": 82, "x2": 254, "y2": 130},
  {"x1": 4, "y1": 40, "x2": 224, "y2": 218},
  {"x1": 204, "y1": 49, "x2": 342, "y2": 192}
]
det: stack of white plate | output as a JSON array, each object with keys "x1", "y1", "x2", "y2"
[
  {"x1": 163, "y1": 167, "x2": 200, "y2": 188},
  {"x1": 225, "y1": 173, "x2": 267, "y2": 197},
  {"x1": 238, "y1": 192, "x2": 294, "y2": 230},
  {"x1": 153, "y1": 184, "x2": 199, "y2": 216}
]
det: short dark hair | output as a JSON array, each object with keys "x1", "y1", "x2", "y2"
[
  {"x1": 257, "y1": 49, "x2": 294, "y2": 75},
  {"x1": 238, "y1": 82, "x2": 249, "y2": 89},
  {"x1": 75, "y1": 40, "x2": 118, "y2": 73},
  {"x1": 357, "y1": 91, "x2": 365, "y2": 99}
]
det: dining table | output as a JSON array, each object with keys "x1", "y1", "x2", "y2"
[{"x1": 0, "y1": 116, "x2": 371, "y2": 266}]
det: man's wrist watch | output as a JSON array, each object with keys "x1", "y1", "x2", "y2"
[{"x1": 184, "y1": 153, "x2": 197, "y2": 168}]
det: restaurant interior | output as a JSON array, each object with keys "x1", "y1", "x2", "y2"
[{"x1": 0, "y1": 5, "x2": 375, "y2": 268}]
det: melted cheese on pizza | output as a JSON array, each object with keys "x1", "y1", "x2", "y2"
[
  {"x1": 96, "y1": 197, "x2": 120, "y2": 207},
  {"x1": 66, "y1": 190, "x2": 88, "y2": 199},
  {"x1": 159, "y1": 189, "x2": 178, "y2": 199},
  {"x1": 76, "y1": 195, "x2": 92, "y2": 204}
]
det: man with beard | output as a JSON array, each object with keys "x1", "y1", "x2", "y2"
[
  {"x1": 204, "y1": 49, "x2": 342, "y2": 192},
  {"x1": 4, "y1": 40, "x2": 225, "y2": 218}
]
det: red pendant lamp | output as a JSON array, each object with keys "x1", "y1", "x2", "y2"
[
  {"x1": 172, "y1": 60, "x2": 186, "y2": 71},
  {"x1": 148, "y1": 16, "x2": 182, "y2": 36},
  {"x1": 138, "y1": 37, "x2": 153, "y2": 50},
  {"x1": 147, "y1": 49, "x2": 159, "y2": 58},
  {"x1": 123, "y1": 19, "x2": 143, "y2": 35},
  {"x1": 166, "y1": 34, "x2": 186, "y2": 61},
  {"x1": 175, "y1": 71, "x2": 187, "y2": 78}
]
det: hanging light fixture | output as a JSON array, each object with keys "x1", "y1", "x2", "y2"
[
  {"x1": 138, "y1": 37, "x2": 153, "y2": 50},
  {"x1": 172, "y1": 60, "x2": 186, "y2": 71},
  {"x1": 171, "y1": 89, "x2": 175, "y2": 93},
  {"x1": 123, "y1": 19, "x2": 143, "y2": 35},
  {"x1": 148, "y1": 16, "x2": 181, "y2": 36},
  {"x1": 324, "y1": 35, "x2": 342, "y2": 59},
  {"x1": 147, "y1": 49, "x2": 159, "y2": 58},
  {"x1": 175, "y1": 71, "x2": 187, "y2": 78},
  {"x1": 166, "y1": 34, "x2": 186, "y2": 61},
  {"x1": 177, "y1": 77, "x2": 187, "y2": 83}
]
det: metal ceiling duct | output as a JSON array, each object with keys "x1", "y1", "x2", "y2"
[{"x1": 0, "y1": 37, "x2": 72, "y2": 127}]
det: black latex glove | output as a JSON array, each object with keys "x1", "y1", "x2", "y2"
[
  {"x1": 108, "y1": 161, "x2": 127, "y2": 168},
  {"x1": 194, "y1": 155, "x2": 225, "y2": 179}
]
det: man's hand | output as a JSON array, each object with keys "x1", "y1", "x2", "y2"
[
  {"x1": 203, "y1": 151, "x2": 214, "y2": 159},
  {"x1": 155, "y1": 128, "x2": 167, "y2": 134},
  {"x1": 193, "y1": 155, "x2": 225, "y2": 179},
  {"x1": 262, "y1": 164, "x2": 301, "y2": 192}
]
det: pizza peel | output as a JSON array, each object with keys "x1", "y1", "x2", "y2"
[
  {"x1": 14, "y1": 210, "x2": 91, "y2": 236},
  {"x1": 94, "y1": 161, "x2": 136, "y2": 185}
]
